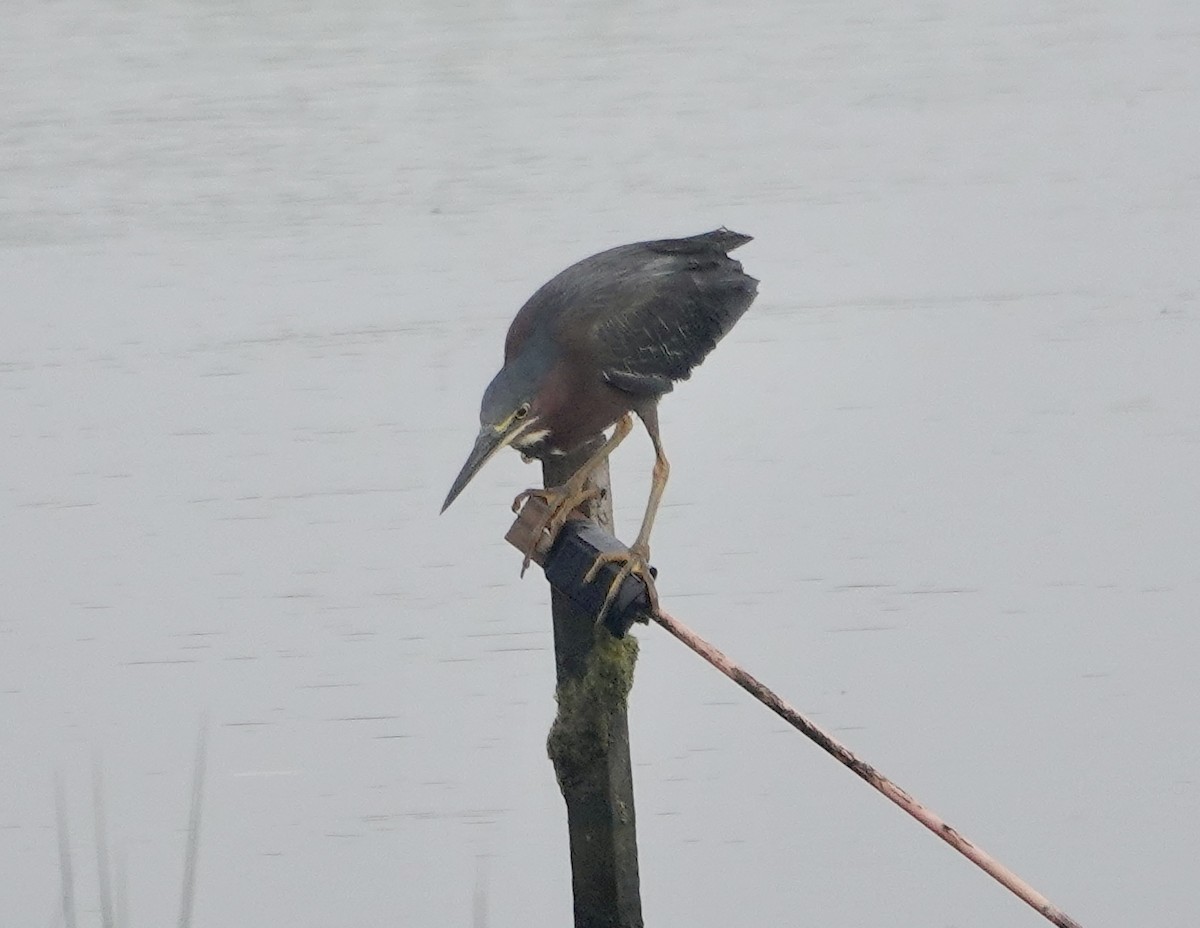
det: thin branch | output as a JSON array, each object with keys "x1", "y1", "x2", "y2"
[{"x1": 652, "y1": 608, "x2": 1084, "y2": 928}]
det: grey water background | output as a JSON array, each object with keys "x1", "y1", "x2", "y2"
[{"x1": 2, "y1": 1, "x2": 1198, "y2": 925}]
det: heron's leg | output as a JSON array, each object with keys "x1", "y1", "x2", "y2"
[
  {"x1": 585, "y1": 408, "x2": 668, "y2": 622},
  {"x1": 512, "y1": 414, "x2": 634, "y2": 576}
]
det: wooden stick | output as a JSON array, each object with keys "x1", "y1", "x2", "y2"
[
  {"x1": 542, "y1": 447, "x2": 643, "y2": 928},
  {"x1": 652, "y1": 607, "x2": 1084, "y2": 928}
]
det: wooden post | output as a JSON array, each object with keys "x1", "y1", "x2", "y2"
[{"x1": 542, "y1": 441, "x2": 643, "y2": 928}]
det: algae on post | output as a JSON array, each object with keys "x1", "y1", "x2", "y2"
[{"x1": 547, "y1": 631, "x2": 639, "y2": 794}]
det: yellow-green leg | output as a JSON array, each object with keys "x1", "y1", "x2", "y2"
[
  {"x1": 585, "y1": 409, "x2": 668, "y2": 622},
  {"x1": 512, "y1": 414, "x2": 634, "y2": 575}
]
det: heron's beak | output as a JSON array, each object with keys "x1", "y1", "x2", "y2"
[{"x1": 441, "y1": 426, "x2": 509, "y2": 513}]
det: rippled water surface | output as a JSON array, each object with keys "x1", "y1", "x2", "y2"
[{"x1": 3, "y1": 2, "x2": 1198, "y2": 925}]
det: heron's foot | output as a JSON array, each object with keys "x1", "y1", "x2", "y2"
[
  {"x1": 511, "y1": 483, "x2": 602, "y2": 576},
  {"x1": 584, "y1": 542, "x2": 660, "y2": 626}
]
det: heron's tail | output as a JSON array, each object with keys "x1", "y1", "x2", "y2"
[{"x1": 646, "y1": 227, "x2": 752, "y2": 256}]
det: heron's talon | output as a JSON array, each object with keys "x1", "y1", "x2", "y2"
[
  {"x1": 513, "y1": 482, "x2": 602, "y2": 574},
  {"x1": 585, "y1": 544, "x2": 659, "y2": 626},
  {"x1": 511, "y1": 487, "x2": 538, "y2": 513}
]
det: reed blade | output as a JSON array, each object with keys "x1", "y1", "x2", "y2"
[
  {"x1": 54, "y1": 773, "x2": 77, "y2": 928},
  {"x1": 92, "y1": 753, "x2": 115, "y2": 928},
  {"x1": 178, "y1": 721, "x2": 208, "y2": 928}
]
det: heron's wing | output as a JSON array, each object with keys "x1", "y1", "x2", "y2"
[{"x1": 553, "y1": 229, "x2": 758, "y2": 396}]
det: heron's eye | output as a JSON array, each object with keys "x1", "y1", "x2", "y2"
[{"x1": 514, "y1": 404, "x2": 530, "y2": 421}]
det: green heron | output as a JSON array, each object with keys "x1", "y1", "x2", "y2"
[{"x1": 442, "y1": 228, "x2": 758, "y2": 617}]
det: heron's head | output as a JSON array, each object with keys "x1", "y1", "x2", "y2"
[{"x1": 441, "y1": 360, "x2": 549, "y2": 513}]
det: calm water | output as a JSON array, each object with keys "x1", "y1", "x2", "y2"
[{"x1": 3, "y1": 1, "x2": 1198, "y2": 925}]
